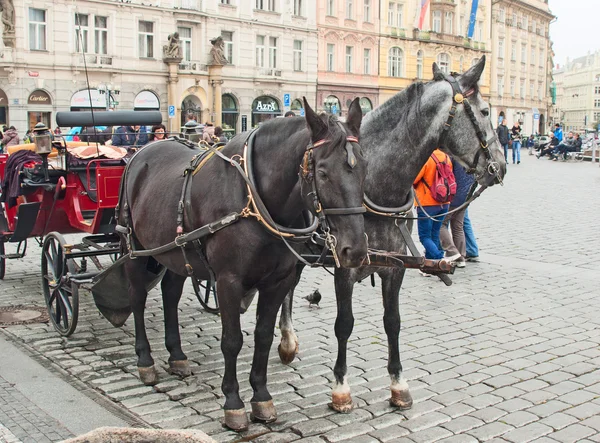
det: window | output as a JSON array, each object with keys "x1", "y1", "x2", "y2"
[
  {"x1": 498, "y1": 75, "x2": 504, "y2": 96},
  {"x1": 222, "y1": 31, "x2": 233, "y2": 64},
  {"x1": 345, "y1": 46, "x2": 353, "y2": 73},
  {"x1": 477, "y1": 20, "x2": 483, "y2": 41},
  {"x1": 595, "y1": 86, "x2": 600, "y2": 94},
  {"x1": 460, "y1": 15, "x2": 465, "y2": 35},
  {"x1": 520, "y1": 79, "x2": 525, "y2": 98},
  {"x1": 388, "y1": 2, "x2": 395, "y2": 26},
  {"x1": 75, "y1": 14, "x2": 89, "y2": 53},
  {"x1": 293, "y1": 0, "x2": 303, "y2": 16},
  {"x1": 178, "y1": 27, "x2": 192, "y2": 62},
  {"x1": 29, "y1": 8, "x2": 47, "y2": 51},
  {"x1": 512, "y1": 12, "x2": 517, "y2": 25},
  {"x1": 255, "y1": 0, "x2": 276, "y2": 11},
  {"x1": 520, "y1": 44, "x2": 526, "y2": 63},
  {"x1": 498, "y1": 38, "x2": 504, "y2": 58},
  {"x1": 327, "y1": 43, "x2": 335, "y2": 71},
  {"x1": 293, "y1": 40, "x2": 302, "y2": 71},
  {"x1": 510, "y1": 77, "x2": 515, "y2": 97},
  {"x1": 346, "y1": 0, "x2": 353, "y2": 19},
  {"x1": 437, "y1": 53, "x2": 450, "y2": 74},
  {"x1": 433, "y1": 10, "x2": 441, "y2": 33},
  {"x1": 396, "y1": 3, "x2": 403, "y2": 28},
  {"x1": 530, "y1": 81, "x2": 534, "y2": 99},
  {"x1": 531, "y1": 47, "x2": 535, "y2": 65},
  {"x1": 538, "y1": 82, "x2": 543, "y2": 100},
  {"x1": 256, "y1": 35, "x2": 265, "y2": 67},
  {"x1": 363, "y1": 48, "x2": 370, "y2": 75},
  {"x1": 459, "y1": 56, "x2": 464, "y2": 73},
  {"x1": 532, "y1": 19, "x2": 536, "y2": 33},
  {"x1": 94, "y1": 16, "x2": 108, "y2": 55},
  {"x1": 221, "y1": 0, "x2": 231, "y2": 4},
  {"x1": 138, "y1": 21, "x2": 154, "y2": 58},
  {"x1": 522, "y1": 15, "x2": 528, "y2": 29},
  {"x1": 416, "y1": 50, "x2": 423, "y2": 79},
  {"x1": 327, "y1": 0, "x2": 335, "y2": 16},
  {"x1": 268, "y1": 37, "x2": 277, "y2": 68},
  {"x1": 499, "y1": 7, "x2": 505, "y2": 22},
  {"x1": 364, "y1": 0, "x2": 371, "y2": 22},
  {"x1": 539, "y1": 49, "x2": 544, "y2": 66},
  {"x1": 510, "y1": 42, "x2": 516, "y2": 61},
  {"x1": 388, "y1": 47, "x2": 403, "y2": 77},
  {"x1": 445, "y1": 12, "x2": 453, "y2": 34}
]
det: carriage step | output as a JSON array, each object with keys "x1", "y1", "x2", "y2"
[
  {"x1": 3, "y1": 253, "x2": 26, "y2": 259},
  {"x1": 9, "y1": 202, "x2": 41, "y2": 243}
]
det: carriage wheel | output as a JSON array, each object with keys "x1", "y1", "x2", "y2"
[
  {"x1": 41, "y1": 232, "x2": 79, "y2": 336},
  {"x1": 0, "y1": 239, "x2": 5, "y2": 280},
  {"x1": 192, "y1": 276, "x2": 219, "y2": 314}
]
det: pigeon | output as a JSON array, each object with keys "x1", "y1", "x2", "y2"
[{"x1": 304, "y1": 289, "x2": 321, "y2": 308}]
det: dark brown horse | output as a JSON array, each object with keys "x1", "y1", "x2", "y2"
[{"x1": 118, "y1": 98, "x2": 368, "y2": 430}]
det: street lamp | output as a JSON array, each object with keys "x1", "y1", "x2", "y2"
[{"x1": 97, "y1": 83, "x2": 121, "y2": 111}]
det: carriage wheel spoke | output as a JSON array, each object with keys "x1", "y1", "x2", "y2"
[
  {"x1": 43, "y1": 251, "x2": 56, "y2": 278},
  {"x1": 58, "y1": 289, "x2": 73, "y2": 328},
  {"x1": 54, "y1": 290, "x2": 63, "y2": 325}
]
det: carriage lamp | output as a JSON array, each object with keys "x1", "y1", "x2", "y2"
[
  {"x1": 182, "y1": 120, "x2": 201, "y2": 143},
  {"x1": 33, "y1": 122, "x2": 53, "y2": 181}
]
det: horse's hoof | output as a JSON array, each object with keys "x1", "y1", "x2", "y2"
[
  {"x1": 168, "y1": 359, "x2": 192, "y2": 378},
  {"x1": 223, "y1": 408, "x2": 249, "y2": 432},
  {"x1": 390, "y1": 388, "x2": 413, "y2": 409},
  {"x1": 329, "y1": 392, "x2": 354, "y2": 413},
  {"x1": 138, "y1": 366, "x2": 159, "y2": 386},
  {"x1": 277, "y1": 342, "x2": 299, "y2": 365},
  {"x1": 250, "y1": 400, "x2": 277, "y2": 423}
]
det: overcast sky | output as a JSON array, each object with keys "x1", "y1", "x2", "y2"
[{"x1": 549, "y1": 0, "x2": 599, "y2": 68}]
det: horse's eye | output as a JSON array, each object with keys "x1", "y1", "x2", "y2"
[
  {"x1": 481, "y1": 108, "x2": 490, "y2": 117},
  {"x1": 317, "y1": 170, "x2": 328, "y2": 180}
]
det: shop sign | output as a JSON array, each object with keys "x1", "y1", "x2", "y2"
[
  {"x1": 28, "y1": 90, "x2": 52, "y2": 105},
  {"x1": 28, "y1": 71, "x2": 40, "y2": 77},
  {"x1": 70, "y1": 89, "x2": 106, "y2": 108},
  {"x1": 255, "y1": 100, "x2": 277, "y2": 112},
  {"x1": 134, "y1": 90, "x2": 160, "y2": 109}
]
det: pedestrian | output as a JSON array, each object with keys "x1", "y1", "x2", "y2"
[
  {"x1": 54, "y1": 126, "x2": 62, "y2": 135},
  {"x1": 112, "y1": 125, "x2": 148, "y2": 146},
  {"x1": 439, "y1": 160, "x2": 474, "y2": 268},
  {"x1": 149, "y1": 124, "x2": 167, "y2": 141},
  {"x1": 526, "y1": 134, "x2": 535, "y2": 156},
  {"x1": 214, "y1": 126, "x2": 228, "y2": 143},
  {"x1": 553, "y1": 123, "x2": 563, "y2": 143},
  {"x1": 284, "y1": 111, "x2": 296, "y2": 117},
  {"x1": 497, "y1": 119, "x2": 510, "y2": 163},
  {"x1": 511, "y1": 121, "x2": 522, "y2": 164},
  {"x1": 202, "y1": 122, "x2": 215, "y2": 144},
  {"x1": 2, "y1": 126, "x2": 21, "y2": 147},
  {"x1": 463, "y1": 209, "x2": 479, "y2": 261},
  {"x1": 413, "y1": 149, "x2": 453, "y2": 262}
]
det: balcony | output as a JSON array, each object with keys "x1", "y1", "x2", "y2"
[
  {"x1": 257, "y1": 68, "x2": 282, "y2": 77},
  {"x1": 178, "y1": 61, "x2": 208, "y2": 73},
  {"x1": 76, "y1": 54, "x2": 113, "y2": 66},
  {"x1": 176, "y1": 0, "x2": 201, "y2": 11}
]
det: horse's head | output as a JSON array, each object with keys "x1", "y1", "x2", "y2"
[
  {"x1": 300, "y1": 97, "x2": 368, "y2": 268},
  {"x1": 431, "y1": 56, "x2": 506, "y2": 187}
]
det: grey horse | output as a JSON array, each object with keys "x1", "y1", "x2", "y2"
[{"x1": 277, "y1": 57, "x2": 507, "y2": 412}]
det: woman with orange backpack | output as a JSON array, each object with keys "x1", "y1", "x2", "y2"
[{"x1": 413, "y1": 149, "x2": 456, "y2": 261}]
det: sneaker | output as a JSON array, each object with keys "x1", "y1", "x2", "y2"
[
  {"x1": 445, "y1": 253, "x2": 462, "y2": 262},
  {"x1": 465, "y1": 256, "x2": 479, "y2": 262},
  {"x1": 553, "y1": 158, "x2": 558, "y2": 161},
  {"x1": 517, "y1": 161, "x2": 520, "y2": 164},
  {"x1": 454, "y1": 259, "x2": 466, "y2": 268}
]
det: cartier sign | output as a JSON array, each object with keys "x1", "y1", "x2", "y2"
[{"x1": 28, "y1": 90, "x2": 52, "y2": 105}]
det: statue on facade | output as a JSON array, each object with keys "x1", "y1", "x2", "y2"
[
  {"x1": 209, "y1": 36, "x2": 228, "y2": 66},
  {"x1": 0, "y1": 0, "x2": 16, "y2": 48},
  {"x1": 162, "y1": 32, "x2": 182, "y2": 60}
]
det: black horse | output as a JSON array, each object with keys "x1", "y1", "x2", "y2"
[
  {"x1": 118, "y1": 98, "x2": 368, "y2": 431},
  {"x1": 278, "y1": 58, "x2": 507, "y2": 411}
]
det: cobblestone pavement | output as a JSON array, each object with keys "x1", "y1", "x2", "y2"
[{"x1": 0, "y1": 155, "x2": 599, "y2": 443}]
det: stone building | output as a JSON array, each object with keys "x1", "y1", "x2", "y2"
[
  {"x1": 0, "y1": 0, "x2": 318, "y2": 136},
  {"x1": 489, "y1": 0, "x2": 554, "y2": 135},
  {"x1": 552, "y1": 51, "x2": 600, "y2": 133}
]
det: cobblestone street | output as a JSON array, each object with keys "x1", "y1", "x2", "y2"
[{"x1": 0, "y1": 155, "x2": 599, "y2": 443}]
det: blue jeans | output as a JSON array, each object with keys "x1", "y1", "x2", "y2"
[
  {"x1": 502, "y1": 143, "x2": 509, "y2": 162},
  {"x1": 512, "y1": 141, "x2": 521, "y2": 163},
  {"x1": 416, "y1": 205, "x2": 449, "y2": 260},
  {"x1": 463, "y1": 209, "x2": 479, "y2": 257}
]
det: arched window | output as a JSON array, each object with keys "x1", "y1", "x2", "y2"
[
  {"x1": 388, "y1": 47, "x2": 403, "y2": 78},
  {"x1": 291, "y1": 99, "x2": 303, "y2": 111},
  {"x1": 459, "y1": 56, "x2": 464, "y2": 73},
  {"x1": 359, "y1": 97, "x2": 372, "y2": 115},
  {"x1": 324, "y1": 95, "x2": 341, "y2": 115},
  {"x1": 416, "y1": 50, "x2": 423, "y2": 79},
  {"x1": 437, "y1": 53, "x2": 450, "y2": 74}
]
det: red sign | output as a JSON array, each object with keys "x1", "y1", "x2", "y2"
[{"x1": 28, "y1": 71, "x2": 39, "y2": 77}]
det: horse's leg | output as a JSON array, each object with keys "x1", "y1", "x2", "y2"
[
  {"x1": 250, "y1": 275, "x2": 296, "y2": 424},
  {"x1": 161, "y1": 270, "x2": 191, "y2": 378},
  {"x1": 125, "y1": 257, "x2": 158, "y2": 386},
  {"x1": 218, "y1": 275, "x2": 249, "y2": 431},
  {"x1": 330, "y1": 268, "x2": 355, "y2": 413},
  {"x1": 278, "y1": 263, "x2": 304, "y2": 364},
  {"x1": 381, "y1": 270, "x2": 413, "y2": 409}
]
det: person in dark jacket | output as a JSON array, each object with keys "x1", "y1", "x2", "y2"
[
  {"x1": 510, "y1": 121, "x2": 522, "y2": 164},
  {"x1": 496, "y1": 119, "x2": 510, "y2": 163},
  {"x1": 111, "y1": 125, "x2": 148, "y2": 147},
  {"x1": 213, "y1": 126, "x2": 228, "y2": 143},
  {"x1": 555, "y1": 133, "x2": 582, "y2": 160},
  {"x1": 439, "y1": 160, "x2": 475, "y2": 268},
  {"x1": 2, "y1": 126, "x2": 20, "y2": 147}
]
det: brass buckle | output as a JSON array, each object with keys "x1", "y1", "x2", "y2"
[{"x1": 454, "y1": 93, "x2": 464, "y2": 104}]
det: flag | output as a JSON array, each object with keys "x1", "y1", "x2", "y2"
[
  {"x1": 418, "y1": 0, "x2": 430, "y2": 30},
  {"x1": 467, "y1": 0, "x2": 479, "y2": 39}
]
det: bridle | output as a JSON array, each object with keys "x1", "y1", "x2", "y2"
[
  {"x1": 438, "y1": 74, "x2": 503, "y2": 185},
  {"x1": 300, "y1": 130, "x2": 366, "y2": 266}
]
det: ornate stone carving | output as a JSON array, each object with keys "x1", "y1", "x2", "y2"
[
  {"x1": 209, "y1": 36, "x2": 228, "y2": 66},
  {"x1": 162, "y1": 32, "x2": 182, "y2": 62},
  {"x1": 0, "y1": 0, "x2": 16, "y2": 48}
]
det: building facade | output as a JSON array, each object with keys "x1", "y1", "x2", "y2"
[
  {"x1": 489, "y1": 0, "x2": 554, "y2": 135},
  {"x1": 0, "y1": 0, "x2": 318, "y2": 136},
  {"x1": 552, "y1": 52, "x2": 600, "y2": 133}
]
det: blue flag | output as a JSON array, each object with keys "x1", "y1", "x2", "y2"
[{"x1": 467, "y1": 0, "x2": 479, "y2": 39}]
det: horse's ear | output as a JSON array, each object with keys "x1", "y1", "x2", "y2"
[
  {"x1": 432, "y1": 62, "x2": 445, "y2": 81},
  {"x1": 460, "y1": 55, "x2": 486, "y2": 88},
  {"x1": 303, "y1": 97, "x2": 327, "y2": 140},
  {"x1": 346, "y1": 97, "x2": 362, "y2": 135}
]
